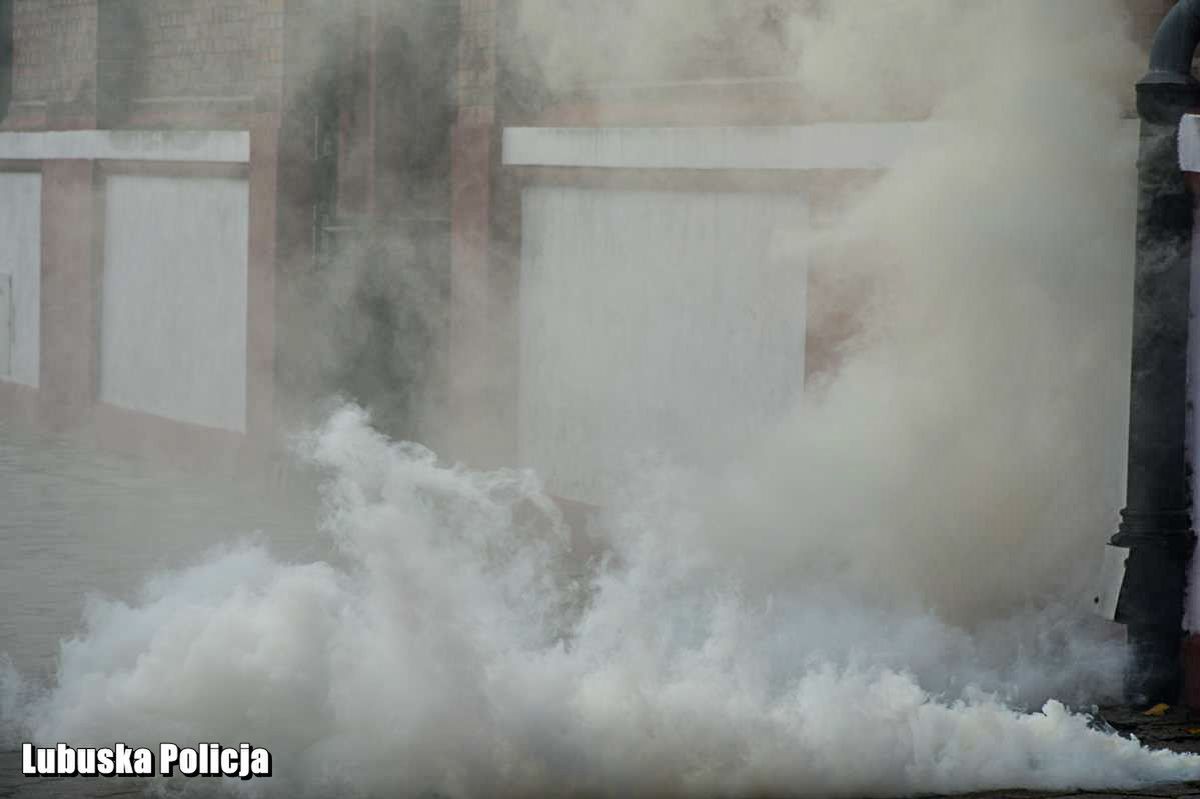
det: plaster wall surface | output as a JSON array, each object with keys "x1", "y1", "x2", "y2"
[
  {"x1": 519, "y1": 185, "x2": 808, "y2": 503},
  {"x1": 0, "y1": 172, "x2": 42, "y2": 388},
  {"x1": 99, "y1": 174, "x2": 249, "y2": 432}
]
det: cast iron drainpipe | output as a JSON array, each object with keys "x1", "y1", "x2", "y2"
[{"x1": 1110, "y1": 0, "x2": 1200, "y2": 705}]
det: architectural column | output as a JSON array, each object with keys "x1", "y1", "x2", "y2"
[
  {"x1": 244, "y1": 0, "x2": 286, "y2": 453},
  {"x1": 447, "y1": 0, "x2": 503, "y2": 464},
  {"x1": 38, "y1": 159, "x2": 98, "y2": 428}
]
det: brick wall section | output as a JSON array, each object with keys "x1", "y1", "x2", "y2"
[
  {"x1": 2, "y1": 0, "x2": 1179, "y2": 132},
  {"x1": 11, "y1": 0, "x2": 97, "y2": 125},
  {"x1": 448, "y1": 0, "x2": 505, "y2": 464},
  {"x1": 254, "y1": 0, "x2": 285, "y2": 112},
  {"x1": 132, "y1": 1, "x2": 258, "y2": 100},
  {"x1": 457, "y1": 0, "x2": 496, "y2": 126},
  {"x1": 8, "y1": 0, "x2": 286, "y2": 129}
]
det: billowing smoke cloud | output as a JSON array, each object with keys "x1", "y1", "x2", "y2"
[
  {"x1": 3, "y1": 0, "x2": 1196, "y2": 797},
  {"x1": 4, "y1": 405, "x2": 1193, "y2": 798},
  {"x1": 701, "y1": 0, "x2": 1143, "y2": 621}
]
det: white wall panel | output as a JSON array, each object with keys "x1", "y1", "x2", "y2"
[
  {"x1": 0, "y1": 172, "x2": 42, "y2": 387},
  {"x1": 0, "y1": 130, "x2": 249, "y2": 163},
  {"x1": 519, "y1": 186, "x2": 808, "y2": 503},
  {"x1": 100, "y1": 174, "x2": 248, "y2": 432},
  {"x1": 504, "y1": 121, "x2": 1137, "y2": 172},
  {"x1": 504, "y1": 124, "x2": 938, "y2": 171}
]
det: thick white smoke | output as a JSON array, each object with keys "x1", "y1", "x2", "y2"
[
  {"x1": 4, "y1": 0, "x2": 1198, "y2": 796},
  {"x1": 724, "y1": 0, "x2": 1143, "y2": 622},
  {"x1": 4, "y1": 405, "x2": 1197, "y2": 798}
]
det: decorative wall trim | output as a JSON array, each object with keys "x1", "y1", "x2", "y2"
[
  {"x1": 502, "y1": 123, "x2": 939, "y2": 171},
  {"x1": 0, "y1": 130, "x2": 250, "y2": 163}
]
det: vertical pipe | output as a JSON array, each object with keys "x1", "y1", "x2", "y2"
[
  {"x1": 1113, "y1": 0, "x2": 1200, "y2": 702},
  {"x1": 1112, "y1": 118, "x2": 1195, "y2": 703}
]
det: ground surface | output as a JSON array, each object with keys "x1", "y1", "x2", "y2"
[{"x1": 4, "y1": 431, "x2": 1200, "y2": 798}]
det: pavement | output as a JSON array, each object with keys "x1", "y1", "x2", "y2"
[
  {"x1": 0, "y1": 752, "x2": 143, "y2": 798},
  {"x1": 5, "y1": 707, "x2": 1200, "y2": 798}
]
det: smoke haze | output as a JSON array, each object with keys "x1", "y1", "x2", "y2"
[{"x1": 3, "y1": 0, "x2": 1197, "y2": 797}]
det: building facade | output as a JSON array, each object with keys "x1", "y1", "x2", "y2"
[
  {"x1": 0, "y1": 0, "x2": 1191, "y2": 697},
  {"x1": 0, "y1": 0, "x2": 1169, "y2": 472},
  {"x1": 0, "y1": 0, "x2": 458, "y2": 470}
]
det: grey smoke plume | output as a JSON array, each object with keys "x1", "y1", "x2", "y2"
[
  {"x1": 722, "y1": 0, "x2": 1141, "y2": 620},
  {"x1": 3, "y1": 1, "x2": 1195, "y2": 797},
  {"x1": 4, "y1": 404, "x2": 1190, "y2": 798}
]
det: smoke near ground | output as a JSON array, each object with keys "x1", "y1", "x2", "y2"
[
  {"x1": 2, "y1": 0, "x2": 1197, "y2": 796},
  {"x1": 2, "y1": 405, "x2": 1193, "y2": 798}
]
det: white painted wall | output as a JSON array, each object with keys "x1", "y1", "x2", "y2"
[
  {"x1": 503, "y1": 124, "x2": 942, "y2": 171},
  {"x1": 0, "y1": 172, "x2": 42, "y2": 387},
  {"x1": 99, "y1": 174, "x2": 249, "y2": 432},
  {"x1": 505, "y1": 122, "x2": 1140, "y2": 172},
  {"x1": 519, "y1": 186, "x2": 808, "y2": 503},
  {"x1": 0, "y1": 130, "x2": 249, "y2": 163}
]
